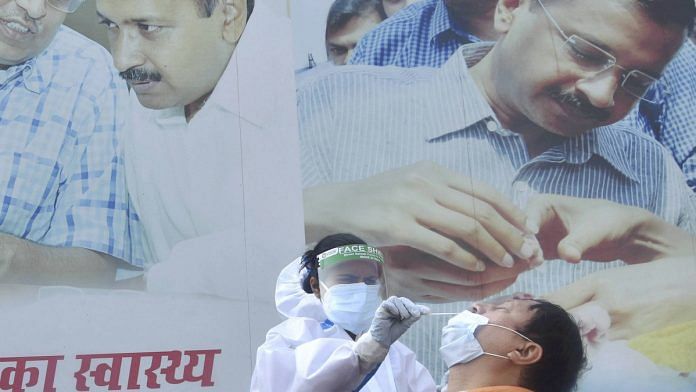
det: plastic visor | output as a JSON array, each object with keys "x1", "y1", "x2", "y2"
[
  {"x1": 317, "y1": 244, "x2": 384, "y2": 288},
  {"x1": 317, "y1": 244, "x2": 384, "y2": 268}
]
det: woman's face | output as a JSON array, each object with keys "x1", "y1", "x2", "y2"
[{"x1": 312, "y1": 259, "x2": 382, "y2": 298}]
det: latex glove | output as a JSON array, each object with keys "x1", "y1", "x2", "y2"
[{"x1": 369, "y1": 296, "x2": 431, "y2": 348}]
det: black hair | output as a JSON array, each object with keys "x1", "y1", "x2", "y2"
[
  {"x1": 533, "y1": 0, "x2": 694, "y2": 33},
  {"x1": 631, "y1": 0, "x2": 694, "y2": 32},
  {"x1": 326, "y1": 0, "x2": 386, "y2": 36},
  {"x1": 517, "y1": 300, "x2": 587, "y2": 392},
  {"x1": 195, "y1": 0, "x2": 255, "y2": 20},
  {"x1": 300, "y1": 233, "x2": 367, "y2": 293}
]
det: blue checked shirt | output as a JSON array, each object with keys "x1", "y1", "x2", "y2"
[
  {"x1": 619, "y1": 40, "x2": 696, "y2": 192},
  {"x1": 300, "y1": 41, "x2": 696, "y2": 377},
  {"x1": 349, "y1": 0, "x2": 479, "y2": 67},
  {"x1": 0, "y1": 27, "x2": 143, "y2": 266}
]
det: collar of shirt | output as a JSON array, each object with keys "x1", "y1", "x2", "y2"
[
  {"x1": 426, "y1": 42, "x2": 640, "y2": 182},
  {"x1": 422, "y1": 42, "x2": 500, "y2": 141},
  {"x1": 0, "y1": 56, "x2": 43, "y2": 94},
  {"x1": 151, "y1": 105, "x2": 186, "y2": 128},
  {"x1": 428, "y1": 0, "x2": 480, "y2": 46},
  {"x1": 578, "y1": 126, "x2": 640, "y2": 182},
  {"x1": 1, "y1": 26, "x2": 91, "y2": 94}
]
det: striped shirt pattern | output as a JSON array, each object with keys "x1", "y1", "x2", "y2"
[
  {"x1": 0, "y1": 27, "x2": 142, "y2": 266},
  {"x1": 298, "y1": 43, "x2": 696, "y2": 376},
  {"x1": 620, "y1": 40, "x2": 696, "y2": 192},
  {"x1": 350, "y1": 1, "x2": 696, "y2": 194},
  {"x1": 349, "y1": 0, "x2": 479, "y2": 68}
]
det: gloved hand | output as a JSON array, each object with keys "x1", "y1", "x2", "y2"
[{"x1": 369, "y1": 296, "x2": 431, "y2": 348}]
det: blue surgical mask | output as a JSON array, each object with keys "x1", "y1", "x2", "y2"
[
  {"x1": 439, "y1": 310, "x2": 533, "y2": 368},
  {"x1": 320, "y1": 281, "x2": 381, "y2": 335}
]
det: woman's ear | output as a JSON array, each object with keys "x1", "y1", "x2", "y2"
[
  {"x1": 508, "y1": 341, "x2": 543, "y2": 366},
  {"x1": 310, "y1": 276, "x2": 321, "y2": 299}
]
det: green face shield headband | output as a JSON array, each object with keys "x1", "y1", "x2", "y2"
[{"x1": 317, "y1": 244, "x2": 384, "y2": 269}]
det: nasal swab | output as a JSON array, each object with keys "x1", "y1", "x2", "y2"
[{"x1": 427, "y1": 312, "x2": 459, "y2": 316}]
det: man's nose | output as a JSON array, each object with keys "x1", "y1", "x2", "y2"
[
  {"x1": 575, "y1": 69, "x2": 621, "y2": 109},
  {"x1": 15, "y1": 0, "x2": 47, "y2": 19},
  {"x1": 110, "y1": 31, "x2": 145, "y2": 73},
  {"x1": 472, "y1": 302, "x2": 492, "y2": 314}
]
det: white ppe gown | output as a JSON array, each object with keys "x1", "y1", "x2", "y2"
[{"x1": 250, "y1": 316, "x2": 436, "y2": 391}]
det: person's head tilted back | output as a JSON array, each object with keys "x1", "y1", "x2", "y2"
[{"x1": 441, "y1": 298, "x2": 586, "y2": 392}]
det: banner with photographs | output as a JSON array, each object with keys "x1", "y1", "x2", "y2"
[
  {"x1": 2, "y1": 0, "x2": 695, "y2": 391},
  {"x1": 276, "y1": 0, "x2": 696, "y2": 391},
  {"x1": 0, "y1": 0, "x2": 303, "y2": 390}
]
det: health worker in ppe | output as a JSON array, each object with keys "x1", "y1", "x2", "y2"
[
  {"x1": 251, "y1": 233, "x2": 437, "y2": 391},
  {"x1": 440, "y1": 297, "x2": 586, "y2": 392}
]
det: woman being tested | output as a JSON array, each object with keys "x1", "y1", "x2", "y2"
[{"x1": 251, "y1": 233, "x2": 436, "y2": 391}]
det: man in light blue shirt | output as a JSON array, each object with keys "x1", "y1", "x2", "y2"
[
  {"x1": 350, "y1": 0, "x2": 696, "y2": 192},
  {"x1": 300, "y1": 0, "x2": 695, "y2": 377},
  {"x1": 299, "y1": 0, "x2": 694, "y2": 351},
  {"x1": 0, "y1": 0, "x2": 140, "y2": 286}
]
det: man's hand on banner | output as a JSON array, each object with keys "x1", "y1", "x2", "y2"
[
  {"x1": 380, "y1": 245, "x2": 531, "y2": 302},
  {"x1": 544, "y1": 256, "x2": 696, "y2": 340},
  {"x1": 304, "y1": 161, "x2": 541, "y2": 273},
  {"x1": 526, "y1": 194, "x2": 695, "y2": 264}
]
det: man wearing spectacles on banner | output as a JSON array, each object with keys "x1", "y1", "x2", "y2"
[
  {"x1": 299, "y1": 0, "x2": 695, "y2": 318},
  {"x1": 0, "y1": 0, "x2": 140, "y2": 287}
]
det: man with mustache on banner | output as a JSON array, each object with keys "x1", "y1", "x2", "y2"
[
  {"x1": 95, "y1": 0, "x2": 304, "y2": 384},
  {"x1": 0, "y1": 0, "x2": 141, "y2": 287}
]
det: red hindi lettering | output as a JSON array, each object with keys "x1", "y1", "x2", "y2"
[{"x1": 0, "y1": 356, "x2": 63, "y2": 392}]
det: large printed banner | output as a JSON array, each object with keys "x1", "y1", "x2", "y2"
[
  {"x1": 0, "y1": 0, "x2": 303, "y2": 390},
  {"x1": 1, "y1": 0, "x2": 695, "y2": 391},
  {"x1": 283, "y1": 0, "x2": 696, "y2": 391}
]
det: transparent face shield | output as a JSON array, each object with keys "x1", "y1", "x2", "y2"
[
  {"x1": 316, "y1": 245, "x2": 385, "y2": 334},
  {"x1": 317, "y1": 244, "x2": 384, "y2": 291}
]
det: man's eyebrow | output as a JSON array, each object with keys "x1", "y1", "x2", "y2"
[
  {"x1": 95, "y1": 11, "x2": 167, "y2": 24},
  {"x1": 578, "y1": 33, "x2": 614, "y2": 54}
]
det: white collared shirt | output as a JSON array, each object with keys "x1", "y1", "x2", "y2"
[{"x1": 125, "y1": 3, "x2": 304, "y2": 271}]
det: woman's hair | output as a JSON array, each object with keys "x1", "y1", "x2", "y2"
[{"x1": 300, "y1": 233, "x2": 367, "y2": 293}]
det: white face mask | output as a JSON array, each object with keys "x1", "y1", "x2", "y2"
[
  {"x1": 320, "y1": 282, "x2": 381, "y2": 335},
  {"x1": 439, "y1": 310, "x2": 532, "y2": 368}
]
